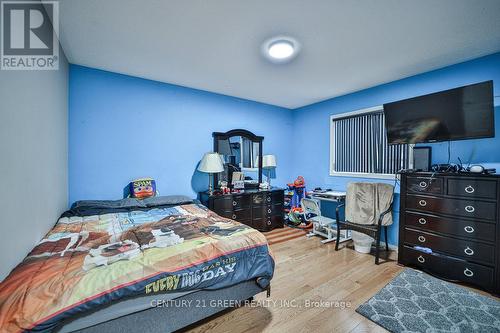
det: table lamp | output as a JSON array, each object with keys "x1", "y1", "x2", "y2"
[
  {"x1": 262, "y1": 154, "x2": 277, "y2": 187},
  {"x1": 198, "y1": 152, "x2": 224, "y2": 194}
]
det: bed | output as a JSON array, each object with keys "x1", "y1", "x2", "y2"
[{"x1": 0, "y1": 196, "x2": 274, "y2": 332}]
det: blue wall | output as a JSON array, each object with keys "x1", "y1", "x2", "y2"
[
  {"x1": 69, "y1": 53, "x2": 500, "y2": 247},
  {"x1": 69, "y1": 65, "x2": 293, "y2": 204},
  {"x1": 292, "y1": 52, "x2": 500, "y2": 246}
]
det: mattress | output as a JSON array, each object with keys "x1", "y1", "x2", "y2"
[
  {"x1": 58, "y1": 289, "x2": 196, "y2": 333},
  {"x1": 59, "y1": 280, "x2": 264, "y2": 333},
  {"x1": 0, "y1": 202, "x2": 274, "y2": 332}
]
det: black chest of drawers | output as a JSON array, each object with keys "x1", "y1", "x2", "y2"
[
  {"x1": 200, "y1": 188, "x2": 285, "y2": 231},
  {"x1": 398, "y1": 172, "x2": 500, "y2": 295}
]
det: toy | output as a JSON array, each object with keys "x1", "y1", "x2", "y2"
[
  {"x1": 219, "y1": 181, "x2": 230, "y2": 194},
  {"x1": 129, "y1": 178, "x2": 156, "y2": 199},
  {"x1": 285, "y1": 176, "x2": 312, "y2": 229},
  {"x1": 287, "y1": 176, "x2": 306, "y2": 209}
]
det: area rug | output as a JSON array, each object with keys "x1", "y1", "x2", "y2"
[
  {"x1": 263, "y1": 225, "x2": 306, "y2": 245},
  {"x1": 356, "y1": 268, "x2": 500, "y2": 333}
]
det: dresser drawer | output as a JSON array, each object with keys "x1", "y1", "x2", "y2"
[
  {"x1": 402, "y1": 246, "x2": 494, "y2": 291},
  {"x1": 272, "y1": 191, "x2": 284, "y2": 204},
  {"x1": 252, "y1": 205, "x2": 282, "y2": 218},
  {"x1": 406, "y1": 177, "x2": 443, "y2": 194},
  {"x1": 212, "y1": 197, "x2": 232, "y2": 211},
  {"x1": 405, "y1": 212, "x2": 496, "y2": 242},
  {"x1": 253, "y1": 192, "x2": 284, "y2": 205},
  {"x1": 447, "y1": 178, "x2": 497, "y2": 199},
  {"x1": 253, "y1": 217, "x2": 272, "y2": 231},
  {"x1": 404, "y1": 228, "x2": 495, "y2": 265},
  {"x1": 253, "y1": 206, "x2": 268, "y2": 219},
  {"x1": 264, "y1": 194, "x2": 273, "y2": 204},
  {"x1": 232, "y1": 195, "x2": 251, "y2": 209},
  {"x1": 220, "y1": 208, "x2": 250, "y2": 221},
  {"x1": 213, "y1": 195, "x2": 251, "y2": 211},
  {"x1": 272, "y1": 203, "x2": 284, "y2": 215},
  {"x1": 406, "y1": 194, "x2": 496, "y2": 221},
  {"x1": 270, "y1": 214, "x2": 284, "y2": 229},
  {"x1": 257, "y1": 215, "x2": 284, "y2": 230},
  {"x1": 252, "y1": 193, "x2": 266, "y2": 205}
]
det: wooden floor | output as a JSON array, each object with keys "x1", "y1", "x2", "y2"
[
  {"x1": 184, "y1": 235, "x2": 402, "y2": 333},
  {"x1": 263, "y1": 225, "x2": 308, "y2": 245}
]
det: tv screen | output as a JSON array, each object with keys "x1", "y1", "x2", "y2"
[{"x1": 384, "y1": 81, "x2": 494, "y2": 144}]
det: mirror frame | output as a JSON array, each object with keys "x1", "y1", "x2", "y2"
[{"x1": 213, "y1": 129, "x2": 264, "y2": 187}]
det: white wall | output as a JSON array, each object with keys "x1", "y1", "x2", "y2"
[{"x1": 0, "y1": 49, "x2": 68, "y2": 280}]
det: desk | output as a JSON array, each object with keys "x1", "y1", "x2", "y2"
[
  {"x1": 308, "y1": 191, "x2": 346, "y2": 202},
  {"x1": 306, "y1": 191, "x2": 351, "y2": 244}
]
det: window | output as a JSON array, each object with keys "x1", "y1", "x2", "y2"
[{"x1": 330, "y1": 106, "x2": 412, "y2": 179}]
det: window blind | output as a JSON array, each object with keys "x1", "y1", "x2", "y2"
[{"x1": 331, "y1": 110, "x2": 411, "y2": 175}]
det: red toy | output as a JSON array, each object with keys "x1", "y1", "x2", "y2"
[
  {"x1": 287, "y1": 176, "x2": 306, "y2": 209},
  {"x1": 286, "y1": 176, "x2": 312, "y2": 229}
]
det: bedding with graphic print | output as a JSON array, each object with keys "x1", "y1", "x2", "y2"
[{"x1": 0, "y1": 203, "x2": 274, "y2": 332}]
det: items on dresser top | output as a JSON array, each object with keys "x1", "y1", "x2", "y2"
[
  {"x1": 412, "y1": 146, "x2": 432, "y2": 172},
  {"x1": 428, "y1": 162, "x2": 497, "y2": 174},
  {"x1": 261, "y1": 154, "x2": 277, "y2": 188},
  {"x1": 398, "y1": 172, "x2": 500, "y2": 294},
  {"x1": 200, "y1": 188, "x2": 284, "y2": 231},
  {"x1": 198, "y1": 152, "x2": 224, "y2": 195},
  {"x1": 468, "y1": 165, "x2": 497, "y2": 174}
]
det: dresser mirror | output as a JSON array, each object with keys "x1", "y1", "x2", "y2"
[{"x1": 213, "y1": 129, "x2": 263, "y2": 187}]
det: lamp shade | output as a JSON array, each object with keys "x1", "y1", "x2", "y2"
[
  {"x1": 198, "y1": 153, "x2": 224, "y2": 173},
  {"x1": 262, "y1": 154, "x2": 277, "y2": 169}
]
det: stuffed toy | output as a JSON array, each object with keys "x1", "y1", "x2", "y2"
[{"x1": 128, "y1": 178, "x2": 156, "y2": 199}]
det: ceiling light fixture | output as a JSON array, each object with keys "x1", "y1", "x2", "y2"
[{"x1": 262, "y1": 36, "x2": 300, "y2": 64}]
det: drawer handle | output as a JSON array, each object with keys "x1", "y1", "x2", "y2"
[
  {"x1": 418, "y1": 235, "x2": 426, "y2": 243},
  {"x1": 232, "y1": 214, "x2": 237, "y2": 219},
  {"x1": 417, "y1": 255, "x2": 425, "y2": 263},
  {"x1": 463, "y1": 268, "x2": 474, "y2": 277},
  {"x1": 419, "y1": 181, "x2": 428, "y2": 188},
  {"x1": 418, "y1": 218, "x2": 427, "y2": 225},
  {"x1": 464, "y1": 226, "x2": 474, "y2": 233},
  {"x1": 464, "y1": 247, "x2": 474, "y2": 256},
  {"x1": 465, "y1": 185, "x2": 475, "y2": 194},
  {"x1": 232, "y1": 201, "x2": 237, "y2": 206},
  {"x1": 418, "y1": 200, "x2": 427, "y2": 207},
  {"x1": 267, "y1": 209, "x2": 272, "y2": 214},
  {"x1": 465, "y1": 205, "x2": 475, "y2": 213}
]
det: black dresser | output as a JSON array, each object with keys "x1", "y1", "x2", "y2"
[
  {"x1": 398, "y1": 172, "x2": 500, "y2": 295},
  {"x1": 200, "y1": 188, "x2": 285, "y2": 231}
]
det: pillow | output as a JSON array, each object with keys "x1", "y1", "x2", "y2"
[
  {"x1": 142, "y1": 195, "x2": 193, "y2": 207},
  {"x1": 71, "y1": 198, "x2": 146, "y2": 210}
]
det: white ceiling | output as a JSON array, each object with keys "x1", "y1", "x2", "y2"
[{"x1": 56, "y1": 0, "x2": 500, "y2": 109}]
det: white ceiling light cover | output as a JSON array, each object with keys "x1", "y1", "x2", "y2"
[{"x1": 262, "y1": 36, "x2": 300, "y2": 64}]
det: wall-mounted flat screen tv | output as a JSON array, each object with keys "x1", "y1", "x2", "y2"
[{"x1": 384, "y1": 80, "x2": 494, "y2": 144}]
